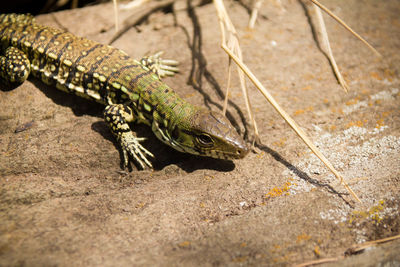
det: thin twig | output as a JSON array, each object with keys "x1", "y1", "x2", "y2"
[
  {"x1": 308, "y1": 0, "x2": 381, "y2": 57},
  {"x1": 248, "y1": 0, "x2": 264, "y2": 29},
  {"x1": 223, "y1": 58, "x2": 232, "y2": 115},
  {"x1": 112, "y1": 0, "x2": 119, "y2": 32},
  {"x1": 295, "y1": 257, "x2": 342, "y2": 267},
  {"x1": 214, "y1": 0, "x2": 259, "y2": 141},
  {"x1": 346, "y1": 234, "x2": 400, "y2": 255},
  {"x1": 297, "y1": 234, "x2": 400, "y2": 266},
  {"x1": 313, "y1": 4, "x2": 349, "y2": 92}
]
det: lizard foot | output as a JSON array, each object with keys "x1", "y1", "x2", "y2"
[
  {"x1": 139, "y1": 51, "x2": 179, "y2": 79},
  {"x1": 119, "y1": 133, "x2": 154, "y2": 169}
]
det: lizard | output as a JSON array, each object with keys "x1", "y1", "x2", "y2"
[{"x1": 0, "y1": 13, "x2": 249, "y2": 169}]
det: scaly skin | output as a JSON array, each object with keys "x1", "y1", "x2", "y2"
[{"x1": 0, "y1": 13, "x2": 249, "y2": 168}]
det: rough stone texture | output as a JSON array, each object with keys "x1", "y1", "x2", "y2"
[{"x1": 0, "y1": 0, "x2": 399, "y2": 266}]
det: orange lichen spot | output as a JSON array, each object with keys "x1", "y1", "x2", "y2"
[
  {"x1": 135, "y1": 202, "x2": 145, "y2": 208},
  {"x1": 346, "y1": 120, "x2": 365, "y2": 128},
  {"x1": 234, "y1": 92, "x2": 242, "y2": 97},
  {"x1": 369, "y1": 200, "x2": 385, "y2": 224},
  {"x1": 273, "y1": 244, "x2": 281, "y2": 251},
  {"x1": 314, "y1": 246, "x2": 321, "y2": 257},
  {"x1": 184, "y1": 92, "x2": 196, "y2": 99},
  {"x1": 383, "y1": 69, "x2": 395, "y2": 82},
  {"x1": 293, "y1": 106, "x2": 313, "y2": 116},
  {"x1": 272, "y1": 137, "x2": 287, "y2": 147},
  {"x1": 303, "y1": 73, "x2": 315, "y2": 81},
  {"x1": 204, "y1": 175, "x2": 214, "y2": 181},
  {"x1": 301, "y1": 85, "x2": 312, "y2": 91},
  {"x1": 361, "y1": 89, "x2": 370, "y2": 95},
  {"x1": 323, "y1": 98, "x2": 329, "y2": 104},
  {"x1": 240, "y1": 242, "x2": 247, "y2": 247},
  {"x1": 265, "y1": 180, "x2": 292, "y2": 199},
  {"x1": 256, "y1": 151, "x2": 265, "y2": 159},
  {"x1": 349, "y1": 200, "x2": 386, "y2": 224},
  {"x1": 337, "y1": 108, "x2": 344, "y2": 114},
  {"x1": 349, "y1": 210, "x2": 368, "y2": 224},
  {"x1": 345, "y1": 98, "x2": 359, "y2": 106},
  {"x1": 329, "y1": 125, "x2": 337, "y2": 131},
  {"x1": 291, "y1": 96, "x2": 299, "y2": 102},
  {"x1": 294, "y1": 109, "x2": 305, "y2": 116},
  {"x1": 232, "y1": 256, "x2": 248, "y2": 263},
  {"x1": 375, "y1": 119, "x2": 385, "y2": 128},
  {"x1": 178, "y1": 241, "x2": 191, "y2": 248},
  {"x1": 281, "y1": 86, "x2": 289, "y2": 91},
  {"x1": 200, "y1": 202, "x2": 205, "y2": 208},
  {"x1": 370, "y1": 71, "x2": 382, "y2": 80},
  {"x1": 380, "y1": 111, "x2": 391, "y2": 118},
  {"x1": 296, "y1": 233, "x2": 311, "y2": 243}
]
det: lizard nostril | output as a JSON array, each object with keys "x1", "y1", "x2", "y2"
[
  {"x1": 236, "y1": 145, "x2": 249, "y2": 158},
  {"x1": 236, "y1": 149, "x2": 245, "y2": 158}
]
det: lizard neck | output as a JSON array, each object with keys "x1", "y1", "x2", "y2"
[{"x1": 134, "y1": 78, "x2": 198, "y2": 147}]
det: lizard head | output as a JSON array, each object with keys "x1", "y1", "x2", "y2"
[{"x1": 169, "y1": 108, "x2": 249, "y2": 160}]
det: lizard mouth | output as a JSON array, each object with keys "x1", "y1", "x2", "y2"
[
  {"x1": 175, "y1": 143, "x2": 248, "y2": 160},
  {"x1": 210, "y1": 147, "x2": 249, "y2": 160}
]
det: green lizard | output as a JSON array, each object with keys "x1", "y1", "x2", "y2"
[{"x1": 0, "y1": 13, "x2": 248, "y2": 169}]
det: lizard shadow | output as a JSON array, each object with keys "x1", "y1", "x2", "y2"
[
  {"x1": 30, "y1": 78, "x2": 105, "y2": 117},
  {"x1": 0, "y1": 79, "x2": 23, "y2": 91},
  {"x1": 30, "y1": 78, "x2": 235, "y2": 172},
  {"x1": 256, "y1": 141, "x2": 353, "y2": 206}
]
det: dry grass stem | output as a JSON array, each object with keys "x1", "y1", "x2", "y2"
[
  {"x1": 214, "y1": 0, "x2": 259, "y2": 140},
  {"x1": 221, "y1": 43, "x2": 361, "y2": 203},
  {"x1": 119, "y1": 0, "x2": 149, "y2": 10},
  {"x1": 248, "y1": 0, "x2": 264, "y2": 29},
  {"x1": 297, "y1": 234, "x2": 400, "y2": 266},
  {"x1": 295, "y1": 257, "x2": 342, "y2": 267},
  {"x1": 346, "y1": 234, "x2": 400, "y2": 255},
  {"x1": 313, "y1": 4, "x2": 348, "y2": 92},
  {"x1": 112, "y1": 0, "x2": 119, "y2": 32},
  {"x1": 308, "y1": 0, "x2": 381, "y2": 57},
  {"x1": 222, "y1": 58, "x2": 232, "y2": 115}
]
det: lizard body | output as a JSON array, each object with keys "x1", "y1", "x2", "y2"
[{"x1": 0, "y1": 13, "x2": 248, "y2": 168}]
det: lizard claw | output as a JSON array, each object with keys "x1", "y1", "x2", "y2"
[
  {"x1": 119, "y1": 133, "x2": 154, "y2": 169},
  {"x1": 139, "y1": 51, "x2": 179, "y2": 79}
]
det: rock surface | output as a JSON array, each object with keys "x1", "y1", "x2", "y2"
[{"x1": 1, "y1": 0, "x2": 399, "y2": 265}]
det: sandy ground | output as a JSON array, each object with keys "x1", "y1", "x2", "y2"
[{"x1": 1, "y1": 0, "x2": 399, "y2": 265}]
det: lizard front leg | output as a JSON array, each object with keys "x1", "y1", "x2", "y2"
[{"x1": 104, "y1": 104, "x2": 154, "y2": 169}]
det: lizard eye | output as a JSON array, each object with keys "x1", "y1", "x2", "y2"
[{"x1": 196, "y1": 134, "x2": 214, "y2": 147}]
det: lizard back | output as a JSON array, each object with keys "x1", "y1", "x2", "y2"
[{"x1": 0, "y1": 13, "x2": 187, "y2": 127}]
